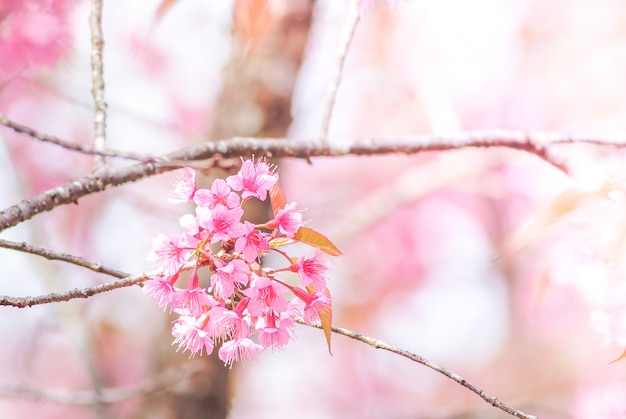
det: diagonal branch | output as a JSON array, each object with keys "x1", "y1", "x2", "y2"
[
  {"x1": 0, "y1": 239, "x2": 128, "y2": 278},
  {"x1": 2, "y1": 130, "x2": 624, "y2": 232},
  {"x1": 0, "y1": 273, "x2": 148, "y2": 308},
  {"x1": 89, "y1": 0, "x2": 108, "y2": 170},
  {"x1": 301, "y1": 320, "x2": 538, "y2": 419},
  {"x1": 319, "y1": 0, "x2": 362, "y2": 142},
  {"x1": 0, "y1": 112, "x2": 157, "y2": 162},
  {"x1": 0, "y1": 244, "x2": 537, "y2": 417}
]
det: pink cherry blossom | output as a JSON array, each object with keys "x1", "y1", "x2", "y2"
[
  {"x1": 257, "y1": 312, "x2": 294, "y2": 348},
  {"x1": 291, "y1": 287, "x2": 332, "y2": 325},
  {"x1": 266, "y1": 202, "x2": 305, "y2": 237},
  {"x1": 235, "y1": 221, "x2": 270, "y2": 262},
  {"x1": 147, "y1": 233, "x2": 193, "y2": 276},
  {"x1": 293, "y1": 251, "x2": 331, "y2": 292},
  {"x1": 172, "y1": 313, "x2": 214, "y2": 356},
  {"x1": 226, "y1": 158, "x2": 277, "y2": 201},
  {"x1": 196, "y1": 204, "x2": 246, "y2": 243},
  {"x1": 210, "y1": 258, "x2": 250, "y2": 299},
  {"x1": 209, "y1": 302, "x2": 251, "y2": 341},
  {"x1": 193, "y1": 178, "x2": 240, "y2": 209},
  {"x1": 244, "y1": 275, "x2": 289, "y2": 317},
  {"x1": 143, "y1": 275, "x2": 178, "y2": 310},
  {"x1": 169, "y1": 167, "x2": 197, "y2": 204},
  {"x1": 218, "y1": 338, "x2": 263, "y2": 366},
  {"x1": 146, "y1": 158, "x2": 338, "y2": 364}
]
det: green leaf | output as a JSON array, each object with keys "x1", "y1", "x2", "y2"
[
  {"x1": 294, "y1": 227, "x2": 343, "y2": 256},
  {"x1": 269, "y1": 182, "x2": 287, "y2": 217}
]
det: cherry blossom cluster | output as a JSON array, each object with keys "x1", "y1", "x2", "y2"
[{"x1": 144, "y1": 158, "x2": 337, "y2": 365}]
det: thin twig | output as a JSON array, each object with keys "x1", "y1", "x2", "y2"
[
  {"x1": 0, "y1": 361, "x2": 206, "y2": 405},
  {"x1": 299, "y1": 320, "x2": 538, "y2": 419},
  {"x1": 0, "y1": 273, "x2": 149, "y2": 308},
  {"x1": 3, "y1": 130, "x2": 626, "y2": 232},
  {"x1": 0, "y1": 112, "x2": 156, "y2": 162},
  {"x1": 0, "y1": 239, "x2": 128, "y2": 278},
  {"x1": 89, "y1": 0, "x2": 108, "y2": 170},
  {"x1": 319, "y1": 0, "x2": 362, "y2": 142}
]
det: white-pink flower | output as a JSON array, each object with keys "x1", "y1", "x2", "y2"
[
  {"x1": 210, "y1": 258, "x2": 250, "y2": 299},
  {"x1": 196, "y1": 204, "x2": 246, "y2": 243},
  {"x1": 209, "y1": 303, "x2": 251, "y2": 341},
  {"x1": 243, "y1": 275, "x2": 288, "y2": 317},
  {"x1": 169, "y1": 167, "x2": 197, "y2": 204},
  {"x1": 226, "y1": 158, "x2": 277, "y2": 201},
  {"x1": 235, "y1": 221, "x2": 270, "y2": 262},
  {"x1": 267, "y1": 202, "x2": 305, "y2": 238},
  {"x1": 172, "y1": 313, "x2": 214, "y2": 356},
  {"x1": 218, "y1": 338, "x2": 263, "y2": 366},
  {"x1": 143, "y1": 275, "x2": 177, "y2": 310},
  {"x1": 294, "y1": 251, "x2": 330, "y2": 292},
  {"x1": 147, "y1": 233, "x2": 192, "y2": 276},
  {"x1": 291, "y1": 287, "x2": 331, "y2": 326},
  {"x1": 257, "y1": 312, "x2": 294, "y2": 349},
  {"x1": 193, "y1": 178, "x2": 240, "y2": 209}
]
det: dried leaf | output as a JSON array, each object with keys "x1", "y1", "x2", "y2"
[{"x1": 294, "y1": 227, "x2": 343, "y2": 256}]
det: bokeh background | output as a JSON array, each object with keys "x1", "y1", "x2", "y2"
[{"x1": 2, "y1": 0, "x2": 626, "y2": 418}]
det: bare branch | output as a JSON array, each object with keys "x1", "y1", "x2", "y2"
[
  {"x1": 300, "y1": 320, "x2": 538, "y2": 419},
  {"x1": 89, "y1": 0, "x2": 108, "y2": 170},
  {"x1": 0, "y1": 272, "x2": 150, "y2": 308},
  {"x1": 0, "y1": 112, "x2": 158, "y2": 162},
  {"x1": 3, "y1": 130, "x2": 625, "y2": 232},
  {"x1": 319, "y1": 0, "x2": 362, "y2": 142},
  {"x1": 0, "y1": 239, "x2": 128, "y2": 278},
  {"x1": 0, "y1": 361, "x2": 206, "y2": 405}
]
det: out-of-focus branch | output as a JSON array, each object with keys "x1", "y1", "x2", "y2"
[
  {"x1": 3, "y1": 130, "x2": 626, "y2": 232},
  {"x1": 319, "y1": 0, "x2": 362, "y2": 142},
  {"x1": 0, "y1": 361, "x2": 207, "y2": 405},
  {"x1": 0, "y1": 112, "x2": 155, "y2": 162},
  {"x1": 89, "y1": 0, "x2": 108, "y2": 170},
  {"x1": 0, "y1": 239, "x2": 128, "y2": 278},
  {"x1": 301, "y1": 320, "x2": 538, "y2": 419},
  {"x1": 0, "y1": 272, "x2": 149, "y2": 308}
]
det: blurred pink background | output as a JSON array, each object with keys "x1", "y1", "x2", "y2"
[{"x1": 2, "y1": 0, "x2": 626, "y2": 418}]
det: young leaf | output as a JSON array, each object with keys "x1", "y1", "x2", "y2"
[
  {"x1": 294, "y1": 227, "x2": 343, "y2": 256},
  {"x1": 269, "y1": 182, "x2": 287, "y2": 217},
  {"x1": 319, "y1": 289, "x2": 333, "y2": 355},
  {"x1": 609, "y1": 347, "x2": 626, "y2": 364}
]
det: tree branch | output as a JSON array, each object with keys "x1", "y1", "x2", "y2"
[
  {"x1": 0, "y1": 239, "x2": 128, "y2": 278},
  {"x1": 0, "y1": 273, "x2": 148, "y2": 308},
  {"x1": 319, "y1": 0, "x2": 362, "y2": 142},
  {"x1": 0, "y1": 112, "x2": 156, "y2": 162},
  {"x1": 301, "y1": 320, "x2": 538, "y2": 419},
  {"x1": 3, "y1": 130, "x2": 624, "y2": 232},
  {"x1": 89, "y1": 0, "x2": 108, "y2": 170}
]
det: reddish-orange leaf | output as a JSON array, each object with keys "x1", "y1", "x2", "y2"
[
  {"x1": 319, "y1": 289, "x2": 333, "y2": 355},
  {"x1": 155, "y1": 0, "x2": 179, "y2": 21},
  {"x1": 294, "y1": 227, "x2": 343, "y2": 256},
  {"x1": 609, "y1": 347, "x2": 626, "y2": 364},
  {"x1": 269, "y1": 182, "x2": 287, "y2": 217}
]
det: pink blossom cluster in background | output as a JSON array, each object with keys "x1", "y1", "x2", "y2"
[{"x1": 144, "y1": 159, "x2": 335, "y2": 365}]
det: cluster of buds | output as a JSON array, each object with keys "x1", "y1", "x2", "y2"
[{"x1": 144, "y1": 158, "x2": 340, "y2": 365}]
